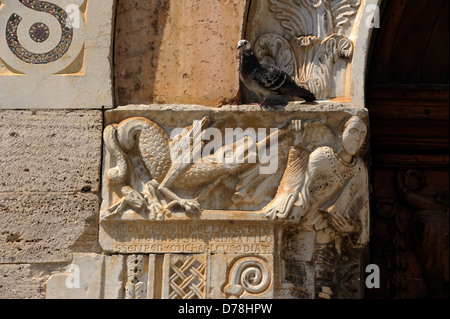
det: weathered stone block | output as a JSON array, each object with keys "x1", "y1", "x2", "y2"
[
  {"x1": 0, "y1": 110, "x2": 102, "y2": 193},
  {"x1": 45, "y1": 253, "x2": 124, "y2": 299},
  {"x1": 0, "y1": 192, "x2": 99, "y2": 263},
  {"x1": 46, "y1": 253, "x2": 104, "y2": 299},
  {"x1": 0, "y1": 264, "x2": 43, "y2": 299}
]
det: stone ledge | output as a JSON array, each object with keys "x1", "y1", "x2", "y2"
[
  {"x1": 105, "y1": 102, "x2": 369, "y2": 133},
  {"x1": 110, "y1": 101, "x2": 368, "y2": 114}
]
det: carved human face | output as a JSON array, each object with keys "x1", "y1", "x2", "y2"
[{"x1": 342, "y1": 118, "x2": 367, "y2": 156}]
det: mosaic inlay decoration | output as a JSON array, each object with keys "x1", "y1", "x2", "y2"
[
  {"x1": 5, "y1": 0, "x2": 73, "y2": 64},
  {"x1": 29, "y1": 22, "x2": 50, "y2": 43}
]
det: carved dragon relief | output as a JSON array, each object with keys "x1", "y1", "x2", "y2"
[
  {"x1": 101, "y1": 115, "x2": 293, "y2": 221},
  {"x1": 101, "y1": 114, "x2": 359, "y2": 220},
  {"x1": 250, "y1": 0, "x2": 361, "y2": 100},
  {"x1": 101, "y1": 114, "x2": 369, "y2": 221}
]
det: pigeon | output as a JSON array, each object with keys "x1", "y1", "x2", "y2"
[{"x1": 237, "y1": 39, "x2": 316, "y2": 105}]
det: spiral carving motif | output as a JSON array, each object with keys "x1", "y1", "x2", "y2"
[
  {"x1": 224, "y1": 257, "x2": 272, "y2": 299},
  {"x1": 5, "y1": 0, "x2": 73, "y2": 64},
  {"x1": 241, "y1": 265, "x2": 269, "y2": 294}
]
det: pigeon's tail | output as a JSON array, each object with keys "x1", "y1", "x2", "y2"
[{"x1": 280, "y1": 80, "x2": 316, "y2": 102}]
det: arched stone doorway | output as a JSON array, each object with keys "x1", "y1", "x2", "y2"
[{"x1": 367, "y1": 0, "x2": 449, "y2": 299}]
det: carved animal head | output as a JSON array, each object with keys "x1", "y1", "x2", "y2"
[{"x1": 237, "y1": 39, "x2": 251, "y2": 51}]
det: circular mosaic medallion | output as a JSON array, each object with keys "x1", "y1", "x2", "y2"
[{"x1": 29, "y1": 22, "x2": 50, "y2": 43}]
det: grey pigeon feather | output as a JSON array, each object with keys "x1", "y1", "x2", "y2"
[{"x1": 237, "y1": 39, "x2": 316, "y2": 105}]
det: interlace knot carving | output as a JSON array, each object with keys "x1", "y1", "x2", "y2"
[{"x1": 169, "y1": 255, "x2": 206, "y2": 299}]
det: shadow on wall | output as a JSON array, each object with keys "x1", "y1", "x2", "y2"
[
  {"x1": 114, "y1": 0, "x2": 170, "y2": 106},
  {"x1": 113, "y1": 0, "x2": 249, "y2": 107}
]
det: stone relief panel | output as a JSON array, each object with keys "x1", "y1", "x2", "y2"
[
  {"x1": 245, "y1": 0, "x2": 364, "y2": 101},
  {"x1": 91, "y1": 104, "x2": 370, "y2": 299},
  {"x1": 0, "y1": 0, "x2": 114, "y2": 108}
]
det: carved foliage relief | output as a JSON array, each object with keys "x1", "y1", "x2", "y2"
[{"x1": 246, "y1": 0, "x2": 362, "y2": 100}]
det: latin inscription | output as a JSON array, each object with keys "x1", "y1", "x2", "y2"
[{"x1": 101, "y1": 221, "x2": 274, "y2": 254}]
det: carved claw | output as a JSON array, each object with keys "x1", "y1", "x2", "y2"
[
  {"x1": 156, "y1": 182, "x2": 203, "y2": 216},
  {"x1": 173, "y1": 199, "x2": 202, "y2": 215},
  {"x1": 146, "y1": 198, "x2": 170, "y2": 221},
  {"x1": 101, "y1": 200, "x2": 125, "y2": 221}
]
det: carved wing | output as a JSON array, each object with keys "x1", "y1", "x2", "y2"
[{"x1": 262, "y1": 146, "x2": 311, "y2": 217}]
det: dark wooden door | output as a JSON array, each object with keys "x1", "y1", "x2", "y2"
[{"x1": 366, "y1": 0, "x2": 449, "y2": 299}]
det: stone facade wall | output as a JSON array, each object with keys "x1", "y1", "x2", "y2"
[{"x1": 0, "y1": 0, "x2": 376, "y2": 299}]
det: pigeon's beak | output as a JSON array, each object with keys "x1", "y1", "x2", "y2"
[{"x1": 237, "y1": 44, "x2": 243, "y2": 50}]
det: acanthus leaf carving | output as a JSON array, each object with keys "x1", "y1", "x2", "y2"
[
  {"x1": 253, "y1": 34, "x2": 298, "y2": 79},
  {"x1": 251, "y1": 0, "x2": 360, "y2": 100}
]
